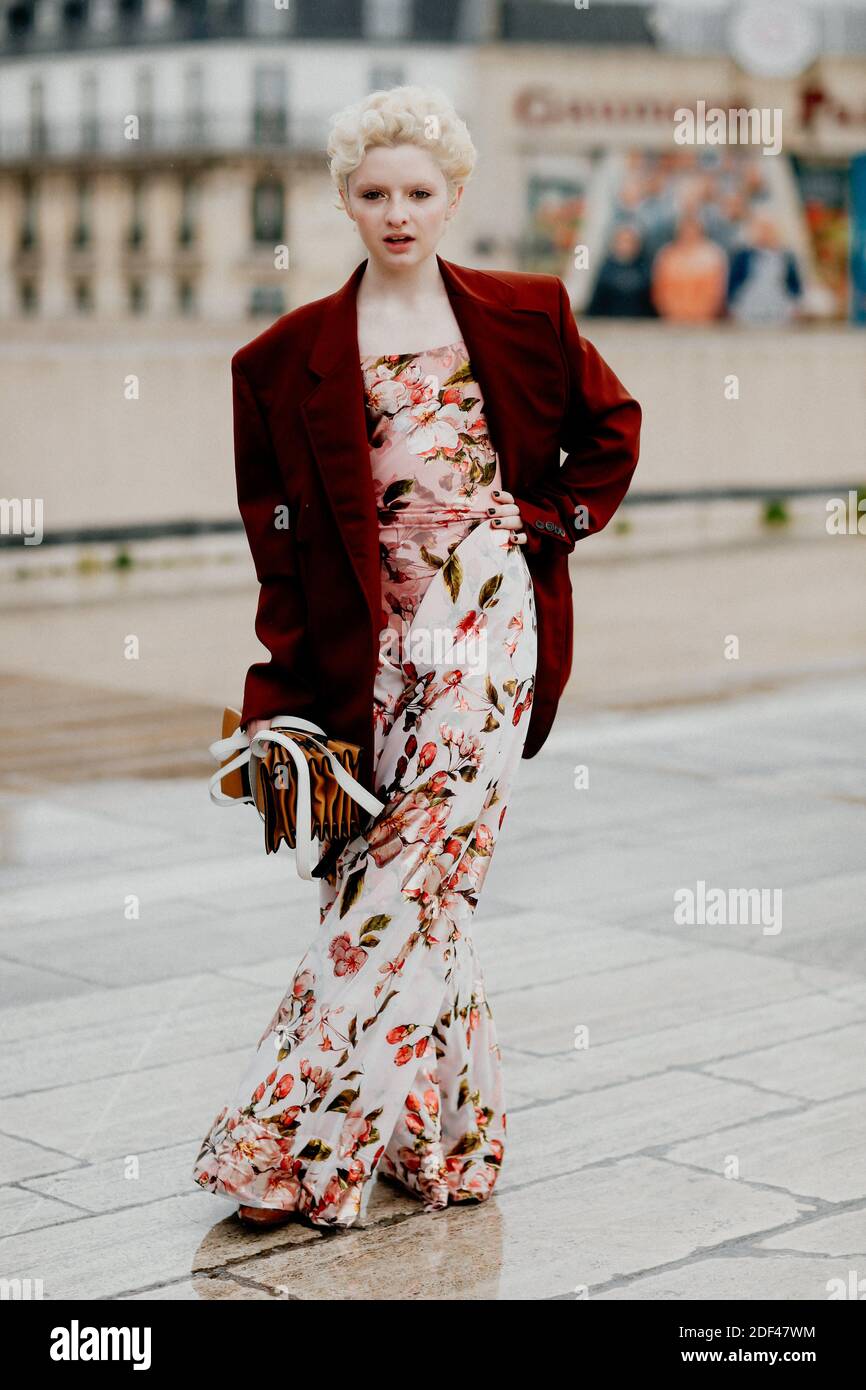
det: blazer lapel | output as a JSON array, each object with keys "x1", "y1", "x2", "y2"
[{"x1": 300, "y1": 253, "x2": 543, "y2": 629}]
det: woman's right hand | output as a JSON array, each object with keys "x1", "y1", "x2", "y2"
[{"x1": 243, "y1": 717, "x2": 273, "y2": 741}]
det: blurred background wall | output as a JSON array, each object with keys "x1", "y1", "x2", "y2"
[{"x1": 1, "y1": 0, "x2": 866, "y2": 733}]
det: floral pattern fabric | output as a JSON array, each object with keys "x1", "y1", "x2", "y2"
[{"x1": 192, "y1": 342, "x2": 538, "y2": 1228}]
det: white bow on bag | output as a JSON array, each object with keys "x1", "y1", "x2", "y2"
[{"x1": 207, "y1": 714, "x2": 385, "y2": 880}]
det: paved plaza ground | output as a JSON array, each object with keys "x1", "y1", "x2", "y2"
[{"x1": 1, "y1": 532, "x2": 864, "y2": 1299}]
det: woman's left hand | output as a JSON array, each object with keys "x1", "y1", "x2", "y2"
[{"x1": 486, "y1": 488, "x2": 527, "y2": 546}]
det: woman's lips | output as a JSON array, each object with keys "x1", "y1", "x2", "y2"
[{"x1": 383, "y1": 235, "x2": 415, "y2": 252}]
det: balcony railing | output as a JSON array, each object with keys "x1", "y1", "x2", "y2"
[{"x1": 0, "y1": 111, "x2": 332, "y2": 163}]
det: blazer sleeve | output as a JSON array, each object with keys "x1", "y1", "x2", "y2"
[
  {"x1": 513, "y1": 277, "x2": 642, "y2": 557},
  {"x1": 232, "y1": 356, "x2": 317, "y2": 730}
]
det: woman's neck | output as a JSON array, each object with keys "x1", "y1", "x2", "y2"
[{"x1": 356, "y1": 249, "x2": 445, "y2": 314}]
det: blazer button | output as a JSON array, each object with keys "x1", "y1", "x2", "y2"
[{"x1": 534, "y1": 519, "x2": 545, "y2": 530}]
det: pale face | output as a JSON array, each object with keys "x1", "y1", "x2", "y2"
[{"x1": 340, "y1": 142, "x2": 463, "y2": 270}]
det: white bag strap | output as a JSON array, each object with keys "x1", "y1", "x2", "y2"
[{"x1": 207, "y1": 715, "x2": 385, "y2": 880}]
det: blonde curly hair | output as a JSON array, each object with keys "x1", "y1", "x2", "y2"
[{"x1": 326, "y1": 84, "x2": 476, "y2": 208}]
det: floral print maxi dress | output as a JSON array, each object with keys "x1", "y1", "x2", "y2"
[{"x1": 192, "y1": 340, "x2": 538, "y2": 1228}]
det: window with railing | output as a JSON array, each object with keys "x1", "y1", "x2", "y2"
[
  {"x1": 252, "y1": 64, "x2": 287, "y2": 146},
  {"x1": 252, "y1": 176, "x2": 285, "y2": 244},
  {"x1": 249, "y1": 285, "x2": 286, "y2": 317}
]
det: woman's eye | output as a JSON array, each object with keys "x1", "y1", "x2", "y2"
[{"x1": 359, "y1": 190, "x2": 430, "y2": 201}]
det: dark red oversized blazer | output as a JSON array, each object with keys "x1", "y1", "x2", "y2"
[{"x1": 232, "y1": 253, "x2": 642, "y2": 797}]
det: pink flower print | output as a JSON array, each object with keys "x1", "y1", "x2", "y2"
[
  {"x1": 272, "y1": 1072, "x2": 295, "y2": 1101},
  {"x1": 368, "y1": 833, "x2": 404, "y2": 869},
  {"x1": 366, "y1": 373, "x2": 410, "y2": 417},
  {"x1": 405, "y1": 368, "x2": 438, "y2": 405},
  {"x1": 219, "y1": 1123, "x2": 287, "y2": 1196},
  {"x1": 423, "y1": 1087, "x2": 440, "y2": 1118},
  {"x1": 386, "y1": 1024, "x2": 412, "y2": 1045},
  {"x1": 328, "y1": 932, "x2": 368, "y2": 977},
  {"x1": 394, "y1": 1044, "x2": 414, "y2": 1066},
  {"x1": 299, "y1": 1061, "x2": 333, "y2": 1097},
  {"x1": 440, "y1": 723, "x2": 483, "y2": 768},
  {"x1": 406, "y1": 402, "x2": 464, "y2": 458},
  {"x1": 456, "y1": 609, "x2": 483, "y2": 639},
  {"x1": 410, "y1": 801, "x2": 450, "y2": 849},
  {"x1": 417, "y1": 741, "x2": 437, "y2": 770},
  {"x1": 464, "y1": 1167, "x2": 496, "y2": 1199},
  {"x1": 294, "y1": 968, "x2": 314, "y2": 993},
  {"x1": 474, "y1": 823, "x2": 493, "y2": 853},
  {"x1": 339, "y1": 1101, "x2": 374, "y2": 1158},
  {"x1": 264, "y1": 1170, "x2": 304, "y2": 1206},
  {"x1": 442, "y1": 386, "x2": 461, "y2": 405},
  {"x1": 377, "y1": 950, "x2": 409, "y2": 987}
]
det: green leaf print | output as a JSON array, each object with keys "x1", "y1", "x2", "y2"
[
  {"x1": 467, "y1": 458, "x2": 484, "y2": 484},
  {"x1": 442, "y1": 550, "x2": 463, "y2": 603},
  {"x1": 362, "y1": 914, "x2": 392, "y2": 934},
  {"x1": 340, "y1": 866, "x2": 366, "y2": 917},
  {"x1": 383, "y1": 478, "x2": 414, "y2": 509},
  {"x1": 298, "y1": 1138, "x2": 332, "y2": 1161},
  {"x1": 448, "y1": 1132, "x2": 482, "y2": 1156},
  {"x1": 325, "y1": 1088, "x2": 361, "y2": 1113},
  {"x1": 485, "y1": 674, "x2": 504, "y2": 712},
  {"x1": 361, "y1": 988, "x2": 398, "y2": 1031},
  {"x1": 442, "y1": 362, "x2": 474, "y2": 387},
  {"x1": 481, "y1": 712, "x2": 500, "y2": 732},
  {"x1": 420, "y1": 545, "x2": 445, "y2": 569},
  {"x1": 457, "y1": 397, "x2": 479, "y2": 411},
  {"x1": 478, "y1": 574, "x2": 503, "y2": 608},
  {"x1": 478, "y1": 455, "x2": 497, "y2": 486}
]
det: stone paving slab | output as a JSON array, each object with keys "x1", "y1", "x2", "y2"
[
  {"x1": 597, "y1": 1253, "x2": 861, "y2": 1301},
  {"x1": 0, "y1": 988, "x2": 276, "y2": 1097},
  {"x1": 664, "y1": 1095, "x2": 866, "y2": 1204},
  {"x1": 228, "y1": 1157, "x2": 806, "y2": 1301},
  {"x1": 704, "y1": 1022, "x2": 866, "y2": 1102},
  {"x1": 759, "y1": 1208, "x2": 866, "y2": 1257},
  {"x1": 491, "y1": 949, "x2": 851, "y2": 1056},
  {"x1": 501, "y1": 988, "x2": 865, "y2": 1095}
]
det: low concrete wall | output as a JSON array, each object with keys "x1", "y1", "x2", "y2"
[{"x1": 3, "y1": 319, "x2": 865, "y2": 533}]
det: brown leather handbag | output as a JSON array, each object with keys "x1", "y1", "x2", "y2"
[{"x1": 208, "y1": 708, "x2": 384, "y2": 880}]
